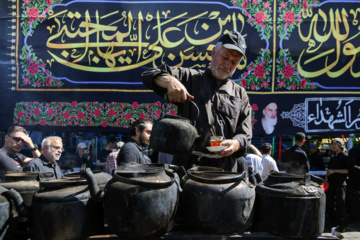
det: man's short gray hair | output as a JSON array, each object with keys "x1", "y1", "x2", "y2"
[{"x1": 41, "y1": 136, "x2": 62, "y2": 149}]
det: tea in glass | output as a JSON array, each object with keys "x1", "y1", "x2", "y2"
[{"x1": 210, "y1": 136, "x2": 224, "y2": 147}]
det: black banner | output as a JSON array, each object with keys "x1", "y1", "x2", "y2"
[{"x1": 0, "y1": 0, "x2": 359, "y2": 136}]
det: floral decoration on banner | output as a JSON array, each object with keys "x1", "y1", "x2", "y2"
[
  {"x1": 276, "y1": 0, "x2": 319, "y2": 90},
  {"x1": 232, "y1": 0, "x2": 273, "y2": 91},
  {"x1": 251, "y1": 103, "x2": 258, "y2": 128},
  {"x1": 13, "y1": 101, "x2": 178, "y2": 128},
  {"x1": 20, "y1": 0, "x2": 63, "y2": 89}
]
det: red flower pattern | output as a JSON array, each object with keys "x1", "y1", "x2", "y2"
[
  {"x1": 28, "y1": 62, "x2": 39, "y2": 75},
  {"x1": 282, "y1": 65, "x2": 294, "y2": 78},
  {"x1": 255, "y1": 11, "x2": 266, "y2": 25},
  {"x1": 284, "y1": 11, "x2": 295, "y2": 24},
  {"x1": 254, "y1": 65, "x2": 266, "y2": 78},
  {"x1": 27, "y1": 7, "x2": 39, "y2": 21}
]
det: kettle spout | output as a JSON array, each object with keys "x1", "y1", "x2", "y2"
[
  {"x1": 81, "y1": 168, "x2": 104, "y2": 202},
  {"x1": 2, "y1": 188, "x2": 31, "y2": 218}
]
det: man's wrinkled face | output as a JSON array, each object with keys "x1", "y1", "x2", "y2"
[
  {"x1": 263, "y1": 102, "x2": 278, "y2": 126},
  {"x1": 210, "y1": 46, "x2": 243, "y2": 81},
  {"x1": 45, "y1": 139, "x2": 63, "y2": 162}
]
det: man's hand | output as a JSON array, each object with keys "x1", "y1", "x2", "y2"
[
  {"x1": 215, "y1": 139, "x2": 240, "y2": 157},
  {"x1": 154, "y1": 75, "x2": 194, "y2": 103},
  {"x1": 21, "y1": 135, "x2": 36, "y2": 149}
]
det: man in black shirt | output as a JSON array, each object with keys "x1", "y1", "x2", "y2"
[
  {"x1": 308, "y1": 143, "x2": 325, "y2": 170},
  {"x1": 24, "y1": 136, "x2": 64, "y2": 180},
  {"x1": 117, "y1": 119, "x2": 153, "y2": 168},
  {"x1": 0, "y1": 125, "x2": 41, "y2": 181},
  {"x1": 331, "y1": 146, "x2": 360, "y2": 238},
  {"x1": 283, "y1": 132, "x2": 310, "y2": 174},
  {"x1": 141, "y1": 31, "x2": 251, "y2": 172},
  {"x1": 326, "y1": 138, "x2": 352, "y2": 229}
]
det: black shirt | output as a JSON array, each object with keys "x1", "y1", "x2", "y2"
[
  {"x1": 0, "y1": 148, "x2": 26, "y2": 181},
  {"x1": 327, "y1": 151, "x2": 352, "y2": 186},
  {"x1": 116, "y1": 139, "x2": 151, "y2": 168},
  {"x1": 283, "y1": 145, "x2": 310, "y2": 174},
  {"x1": 23, "y1": 155, "x2": 63, "y2": 180}
]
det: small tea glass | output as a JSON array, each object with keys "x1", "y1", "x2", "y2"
[{"x1": 210, "y1": 136, "x2": 224, "y2": 147}]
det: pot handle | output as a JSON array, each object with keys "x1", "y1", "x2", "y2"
[
  {"x1": 2, "y1": 188, "x2": 30, "y2": 217},
  {"x1": 81, "y1": 168, "x2": 104, "y2": 202},
  {"x1": 112, "y1": 170, "x2": 176, "y2": 189},
  {"x1": 186, "y1": 170, "x2": 247, "y2": 184},
  {"x1": 164, "y1": 94, "x2": 200, "y2": 121}
]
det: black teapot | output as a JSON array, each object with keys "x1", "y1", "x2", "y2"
[{"x1": 150, "y1": 100, "x2": 212, "y2": 157}]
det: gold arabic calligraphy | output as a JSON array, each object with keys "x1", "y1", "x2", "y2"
[
  {"x1": 46, "y1": 8, "x2": 246, "y2": 72},
  {"x1": 298, "y1": 8, "x2": 360, "y2": 78}
]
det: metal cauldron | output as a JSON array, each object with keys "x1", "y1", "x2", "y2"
[
  {"x1": 2, "y1": 172, "x2": 111, "y2": 240},
  {"x1": 254, "y1": 172, "x2": 326, "y2": 238},
  {"x1": 83, "y1": 163, "x2": 181, "y2": 239},
  {"x1": 182, "y1": 170, "x2": 255, "y2": 234}
]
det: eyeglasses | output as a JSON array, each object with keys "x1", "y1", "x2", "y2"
[
  {"x1": 8, "y1": 135, "x2": 25, "y2": 144},
  {"x1": 50, "y1": 145, "x2": 64, "y2": 151}
]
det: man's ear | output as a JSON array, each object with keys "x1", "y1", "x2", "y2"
[{"x1": 135, "y1": 127, "x2": 140, "y2": 135}]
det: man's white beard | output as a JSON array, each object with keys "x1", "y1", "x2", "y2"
[
  {"x1": 46, "y1": 148, "x2": 61, "y2": 161},
  {"x1": 262, "y1": 115, "x2": 277, "y2": 134}
]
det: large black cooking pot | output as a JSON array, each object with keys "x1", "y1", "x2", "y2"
[
  {"x1": 82, "y1": 163, "x2": 180, "y2": 239},
  {"x1": 2, "y1": 172, "x2": 111, "y2": 240},
  {"x1": 254, "y1": 172, "x2": 326, "y2": 238},
  {"x1": 182, "y1": 170, "x2": 255, "y2": 234}
]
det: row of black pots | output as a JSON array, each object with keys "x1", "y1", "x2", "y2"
[
  {"x1": 0, "y1": 165, "x2": 326, "y2": 239},
  {"x1": 0, "y1": 171, "x2": 111, "y2": 240}
]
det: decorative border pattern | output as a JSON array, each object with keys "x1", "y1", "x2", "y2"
[
  {"x1": 20, "y1": 0, "x2": 64, "y2": 88},
  {"x1": 275, "y1": 0, "x2": 319, "y2": 90},
  {"x1": 14, "y1": 101, "x2": 178, "y2": 127},
  {"x1": 232, "y1": 0, "x2": 273, "y2": 91}
]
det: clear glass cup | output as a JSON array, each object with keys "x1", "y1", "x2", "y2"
[{"x1": 210, "y1": 136, "x2": 224, "y2": 147}]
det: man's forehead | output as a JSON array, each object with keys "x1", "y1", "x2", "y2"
[
  {"x1": 51, "y1": 139, "x2": 63, "y2": 145},
  {"x1": 266, "y1": 103, "x2": 277, "y2": 110},
  {"x1": 12, "y1": 131, "x2": 26, "y2": 137}
]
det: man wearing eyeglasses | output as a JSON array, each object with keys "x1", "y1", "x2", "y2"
[
  {"x1": 23, "y1": 136, "x2": 64, "y2": 180},
  {"x1": 0, "y1": 125, "x2": 41, "y2": 181}
]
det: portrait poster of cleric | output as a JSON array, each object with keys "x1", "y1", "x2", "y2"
[{"x1": 261, "y1": 102, "x2": 278, "y2": 135}]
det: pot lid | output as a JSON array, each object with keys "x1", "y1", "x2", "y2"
[{"x1": 34, "y1": 184, "x2": 90, "y2": 202}]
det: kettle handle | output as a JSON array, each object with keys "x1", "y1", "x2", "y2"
[{"x1": 164, "y1": 94, "x2": 200, "y2": 121}]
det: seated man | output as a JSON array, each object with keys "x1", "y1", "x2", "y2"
[
  {"x1": 0, "y1": 125, "x2": 41, "y2": 181},
  {"x1": 24, "y1": 136, "x2": 64, "y2": 180}
]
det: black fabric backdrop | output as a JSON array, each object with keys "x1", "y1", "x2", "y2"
[{"x1": 0, "y1": 0, "x2": 359, "y2": 136}]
